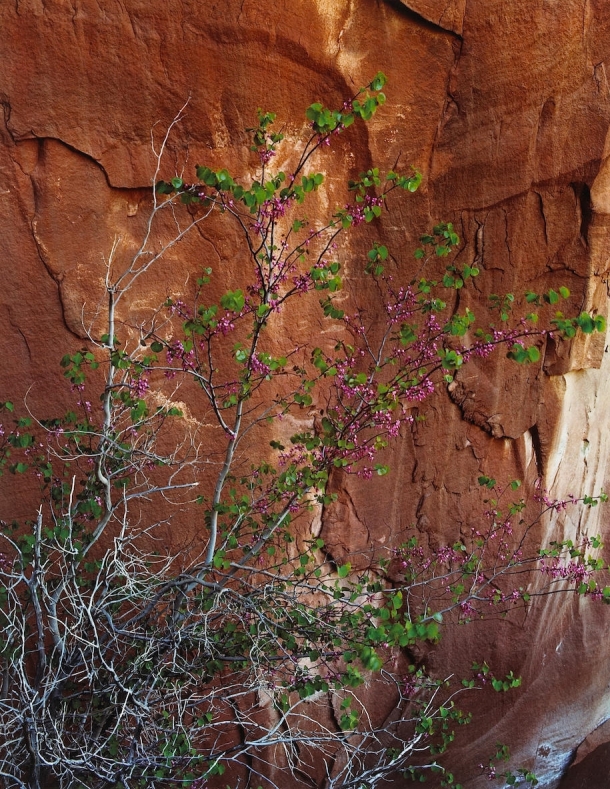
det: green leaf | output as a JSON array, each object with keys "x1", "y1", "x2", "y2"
[
  {"x1": 306, "y1": 102, "x2": 323, "y2": 121},
  {"x1": 576, "y1": 313, "x2": 595, "y2": 333},
  {"x1": 155, "y1": 180, "x2": 174, "y2": 195},
  {"x1": 405, "y1": 171, "x2": 422, "y2": 192},
  {"x1": 546, "y1": 289, "x2": 559, "y2": 305},
  {"x1": 220, "y1": 290, "x2": 245, "y2": 312},
  {"x1": 526, "y1": 345, "x2": 540, "y2": 363},
  {"x1": 337, "y1": 563, "x2": 351, "y2": 578},
  {"x1": 507, "y1": 343, "x2": 540, "y2": 364},
  {"x1": 370, "y1": 71, "x2": 387, "y2": 91}
]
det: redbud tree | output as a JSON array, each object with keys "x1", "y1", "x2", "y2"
[{"x1": 0, "y1": 73, "x2": 607, "y2": 789}]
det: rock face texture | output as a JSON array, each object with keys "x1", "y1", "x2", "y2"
[{"x1": 2, "y1": 1, "x2": 610, "y2": 786}]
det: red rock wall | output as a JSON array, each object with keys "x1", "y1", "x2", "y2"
[{"x1": 2, "y1": 1, "x2": 610, "y2": 786}]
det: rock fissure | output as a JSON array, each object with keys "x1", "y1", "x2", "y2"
[{"x1": 386, "y1": 0, "x2": 464, "y2": 37}]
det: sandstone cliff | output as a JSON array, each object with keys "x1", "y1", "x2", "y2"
[{"x1": 1, "y1": 1, "x2": 610, "y2": 786}]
